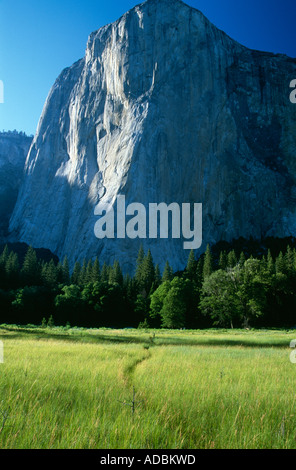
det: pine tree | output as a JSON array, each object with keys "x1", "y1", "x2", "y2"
[
  {"x1": 293, "y1": 248, "x2": 296, "y2": 272},
  {"x1": 79, "y1": 259, "x2": 87, "y2": 285},
  {"x1": 195, "y1": 257, "x2": 204, "y2": 287},
  {"x1": 185, "y1": 250, "x2": 197, "y2": 280},
  {"x1": 227, "y1": 250, "x2": 237, "y2": 269},
  {"x1": 85, "y1": 260, "x2": 93, "y2": 284},
  {"x1": 124, "y1": 274, "x2": 137, "y2": 303},
  {"x1": 109, "y1": 260, "x2": 123, "y2": 285},
  {"x1": 56, "y1": 262, "x2": 64, "y2": 284},
  {"x1": 142, "y1": 250, "x2": 155, "y2": 293},
  {"x1": 261, "y1": 255, "x2": 267, "y2": 272},
  {"x1": 91, "y1": 257, "x2": 100, "y2": 283},
  {"x1": 42, "y1": 259, "x2": 58, "y2": 287},
  {"x1": 285, "y1": 245, "x2": 294, "y2": 273},
  {"x1": 238, "y1": 252, "x2": 246, "y2": 266},
  {"x1": 100, "y1": 262, "x2": 109, "y2": 283},
  {"x1": 41, "y1": 263, "x2": 47, "y2": 284},
  {"x1": 154, "y1": 264, "x2": 162, "y2": 287},
  {"x1": 275, "y1": 252, "x2": 286, "y2": 274},
  {"x1": 135, "y1": 245, "x2": 145, "y2": 285},
  {"x1": 71, "y1": 261, "x2": 81, "y2": 285},
  {"x1": 123, "y1": 273, "x2": 132, "y2": 292},
  {"x1": 61, "y1": 256, "x2": 70, "y2": 284},
  {"x1": 0, "y1": 245, "x2": 9, "y2": 285},
  {"x1": 0, "y1": 245, "x2": 9, "y2": 266},
  {"x1": 22, "y1": 246, "x2": 40, "y2": 285},
  {"x1": 218, "y1": 251, "x2": 227, "y2": 270},
  {"x1": 5, "y1": 251, "x2": 19, "y2": 286},
  {"x1": 267, "y1": 249, "x2": 275, "y2": 274},
  {"x1": 203, "y1": 244, "x2": 213, "y2": 279},
  {"x1": 162, "y1": 261, "x2": 173, "y2": 282}
]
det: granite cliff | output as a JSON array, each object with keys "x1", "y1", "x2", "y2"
[
  {"x1": 9, "y1": 0, "x2": 296, "y2": 272},
  {"x1": 0, "y1": 132, "x2": 32, "y2": 242}
]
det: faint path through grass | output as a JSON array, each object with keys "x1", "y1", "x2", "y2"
[{"x1": 122, "y1": 348, "x2": 152, "y2": 387}]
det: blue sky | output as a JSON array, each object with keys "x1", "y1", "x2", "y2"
[{"x1": 0, "y1": 0, "x2": 295, "y2": 135}]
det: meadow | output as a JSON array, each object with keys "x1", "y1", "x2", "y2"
[{"x1": 0, "y1": 325, "x2": 296, "y2": 449}]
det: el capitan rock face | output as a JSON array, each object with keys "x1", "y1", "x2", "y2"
[
  {"x1": 0, "y1": 132, "x2": 32, "y2": 242},
  {"x1": 8, "y1": 0, "x2": 296, "y2": 272}
]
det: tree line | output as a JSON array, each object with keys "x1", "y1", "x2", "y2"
[
  {"x1": 0, "y1": 130, "x2": 32, "y2": 137},
  {"x1": 1, "y1": 239, "x2": 296, "y2": 329}
]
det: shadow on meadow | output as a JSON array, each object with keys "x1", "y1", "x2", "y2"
[{"x1": 0, "y1": 325, "x2": 292, "y2": 349}]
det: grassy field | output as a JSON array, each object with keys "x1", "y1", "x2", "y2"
[{"x1": 0, "y1": 325, "x2": 296, "y2": 449}]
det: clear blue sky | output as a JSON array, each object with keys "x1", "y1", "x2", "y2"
[{"x1": 0, "y1": 0, "x2": 295, "y2": 136}]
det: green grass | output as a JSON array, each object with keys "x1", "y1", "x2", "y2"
[{"x1": 0, "y1": 325, "x2": 296, "y2": 449}]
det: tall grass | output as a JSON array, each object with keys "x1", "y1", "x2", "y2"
[
  {"x1": 134, "y1": 345, "x2": 296, "y2": 448},
  {"x1": 0, "y1": 326, "x2": 295, "y2": 448}
]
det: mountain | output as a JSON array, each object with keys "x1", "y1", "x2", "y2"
[
  {"x1": 0, "y1": 131, "x2": 32, "y2": 242},
  {"x1": 8, "y1": 0, "x2": 296, "y2": 273}
]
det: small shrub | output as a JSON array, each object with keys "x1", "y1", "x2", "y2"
[{"x1": 47, "y1": 315, "x2": 54, "y2": 328}]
